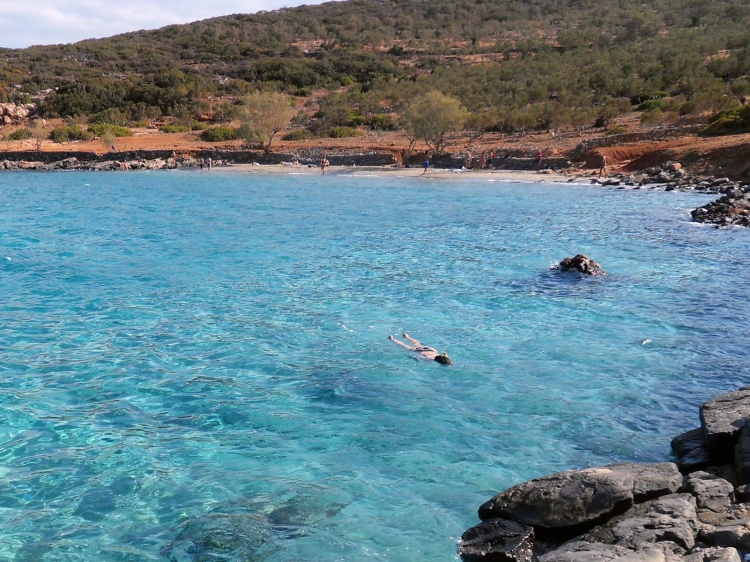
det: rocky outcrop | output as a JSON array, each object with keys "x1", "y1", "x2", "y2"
[
  {"x1": 0, "y1": 103, "x2": 37, "y2": 124},
  {"x1": 460, "y1": 386, "x2": 750, "y2": 562},
  {"x1": 700, "y1": 387, "x2": 750, "y2": 462},
  {"x1": 477, "y1": 463, "x2": 682, "y2": 541},
  {"x1": 556, "y1": 255, "x2": 607, "y2": 276},
  {"x1": 692, "y1": 188, "x2": 750, "y2": 228}
]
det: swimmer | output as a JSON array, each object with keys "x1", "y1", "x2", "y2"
[{"x1": 388, "y1": 333, "x2": 453, "y2": 365}]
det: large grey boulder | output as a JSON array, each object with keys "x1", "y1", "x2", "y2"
[
  {"x1": 683, "y1": 547, "x2": 741, "y2": 562},
  {"x1": 671, "y1": 429, "x2": 710, "y2": 474},
  {"x1": 479, "y1": 463, "x2": 682, "y2": 539},
  {"x1": 538, "y1": 542, "x2": 668, "y2": 562},
  {"x1": 684, "y1": 472, "x2": 734, "y2": 514},
  {"x1": 611, "y1": 495, "x2": 699, "y2": 551},
  {"x1": 700, "y1": 386, "x2": 750, "y2": 462},
  {"x1": 458, "y1": 519, "x2": 535, "y2": 562},
  {"x1": 699, "y1": 521, "x2": 750, "y2": 551}
]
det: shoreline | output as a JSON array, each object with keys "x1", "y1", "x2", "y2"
[
  {"x1": 214, "y1": 164, "x2": 575, "y2": 183},
  {"x1": 459, "y1": 385, "x2": 750, "y2": 562}
]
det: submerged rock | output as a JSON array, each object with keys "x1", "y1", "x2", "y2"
[{"x1": 557, "y1": 255, "x2": 607, "y2": 276}]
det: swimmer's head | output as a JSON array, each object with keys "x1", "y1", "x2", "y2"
[{"x1": 434, "y1": 353, "x2": 453, "y2": 365}]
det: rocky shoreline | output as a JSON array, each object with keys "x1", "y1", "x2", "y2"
[
  {"x1": 459, "y1": 385, "x2": 750, "y2": 562},
  {"x1": 3, "y1": 152, "x2": 748, "y2": 228}
]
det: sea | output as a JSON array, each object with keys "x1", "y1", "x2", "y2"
[{"x1": 0, "y1": 170, "x2": 748, "y2": 561}]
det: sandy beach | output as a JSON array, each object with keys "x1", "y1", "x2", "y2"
[{"x1": 213, "y1": 164, "x2": 575, "y2": 183}]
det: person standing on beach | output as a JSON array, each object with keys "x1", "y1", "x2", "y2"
[
  {"x1": 598, "y1": 153, "x2": 608, "y2": 178},
  {"x1": 535, "y1": 149, "x2": 543, "y2": 169},
  {"x1": 422, "y1": 153, "x2": 431, "y2": 175},
  {"x1": 320, "y1": 156, "x2": 330, "y2": 174},
  {"x1": 207, "y1": 157, "x2": 212, "y2": 171}
]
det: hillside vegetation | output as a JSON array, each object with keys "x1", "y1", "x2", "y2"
[{"x1": 1, "y1": 0, "x2": 749, "y2": 134}]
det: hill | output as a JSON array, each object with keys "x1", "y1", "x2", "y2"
[{"x1": 0, "y1": 0, "x2": 749, "y2": 133}]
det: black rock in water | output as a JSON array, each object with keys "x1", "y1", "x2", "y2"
[
  {"x1": 557, "y1": 255, "x2": 606, "y2": 276},
  {"x1": 459, "y1": 519, "x2": 535, "y2": 562},
  {"x1": 692, "y1": 189, "x2": 750, "y2": 228}
]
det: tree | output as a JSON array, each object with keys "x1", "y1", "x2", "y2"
[
  {"x1": 237, "y1": 91, "x2": 295, "y2": 155},
  {"x1": 402, "y1": 91, "x2": 468, "y2": 155},
  {"x1": 30, "y1": 120, "x2": 49, "y2": 152},
  {"x1": 101, "y1": 131, "x2": 116, "y2": 153}
]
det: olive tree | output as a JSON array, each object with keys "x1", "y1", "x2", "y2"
[
  {"x1": 237, "y1": 91, "x2": 296, "y2": 155},
  {"x1": 402, "y1": 91, "x2": 468, "y2": 156}
]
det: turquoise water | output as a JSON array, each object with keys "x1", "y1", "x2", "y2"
[{"x1": 1, "y1": 170, "x2": 748, "y2": 561}]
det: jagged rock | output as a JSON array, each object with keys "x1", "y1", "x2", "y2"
[
  {"x1": 557, "y1": 255, "x2": 607, "y2": 276},
  {"x1": 684, "y1": 471, "x2": 734, "y2": 523},
  {"x1": 683, "y1": 547, "x2": 741, "y2": 562},
  {"x1": 685, "y1": 472, "x2": 734, "y2": 514},
  {"x1": 735, "y1": 420, "x2": 750, "y2": 485},
  {"x1": 656, "y1": 172, "x2": 672, "y2": 182},
  {"x1": 58, "y1": 157, "x2": 80, "y2": 169},
  {"x1": 478, "y1": 463, "x2": 682, "y2": 540},
  {"x1": 699, "y1": 521, "x2": 750, "y2": 551},
  {"x1": 458, "y1": 519, "x2": 535, "y2": 562},
  {"x1": 538, "y1": 542, "x2": 669, "y2": 562},
  {"x1": 611, "y1": 494, "x2": 699, "y2": 551},
  {"x1": 700, "y1": 387, "x2": 750, "y2": 463},
  {"x1": 736, "y1": 485, "x2": 750, "y2": 503},
  {"x1": 667, "y1": 163, "x2": 682, "y2": 172},
  {"x1": 672, "y1": 429, "x2": 709, "y2": 474}
]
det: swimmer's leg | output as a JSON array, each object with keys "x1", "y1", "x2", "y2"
[
  {"x1": 389, "y1": 335, "x2": 415, "y2": 350},
  {"x1": 402, "y1": 333, "x2": 421, "y2": 347}
]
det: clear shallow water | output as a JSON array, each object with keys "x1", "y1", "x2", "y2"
[{"x1": 0, "y1": 170, "x2": 748, "y2": 561}]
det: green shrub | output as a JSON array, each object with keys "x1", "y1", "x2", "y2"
[
  {"x1": 282, "y1": 128, "x2": 315, "y2": 140},
  {"x1": 348, "y1": 114, "x2": 367, "y2": 127},
  {"x1": 160, "y1": 124, "x2": 192, "y2": 133},
  {"x1": 8, "y1": 128, "x2": 32, "y2": 141},
  {"x1": 90, "y1": 109, "x2": 130, "y2": 126},
  {"x1": 329, "y1": 126, "x2": 363, "y2": 138},
  {"x1": 200, "y1": 127, "x2": 239, "y2": 142},
  {"x1": 88, "y1": 123, "x2": 133, "y2": 137},
  {"x1": 48, "y1": 126, "x2": 94, "y2": 143},
  {"x1": 701, "y1": 105, "x2": 750, "y2": 135},
  {"x1": 130, "y1": 120, "x2": 149, "y2": 128},
  {"x1": 369, "y1": 114, "x2": 398, "y2": 130},
  {"x1": 637, "y1": 99, "x2": 665, "y2": 112},
  {"x1": 631, "y1": 91, "x2": 668, "y2": 105},
  {"x1": 191, "y1": 122, "x2": 209, "y2": 131},
  {"x1": 605, "y1": 125, "x2": 628, "y2": 135},
  {"x1": 640, "y1": 109, "x2": 664, "y2": 126}
]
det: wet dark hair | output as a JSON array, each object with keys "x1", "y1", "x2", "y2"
[{"x1": 434, "y1": 355, "x2": 453, "y2": 365}]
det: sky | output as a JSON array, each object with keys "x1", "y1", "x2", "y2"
[{"x1": 0, "y1": 0, "x2": 325, "y2": 49}]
